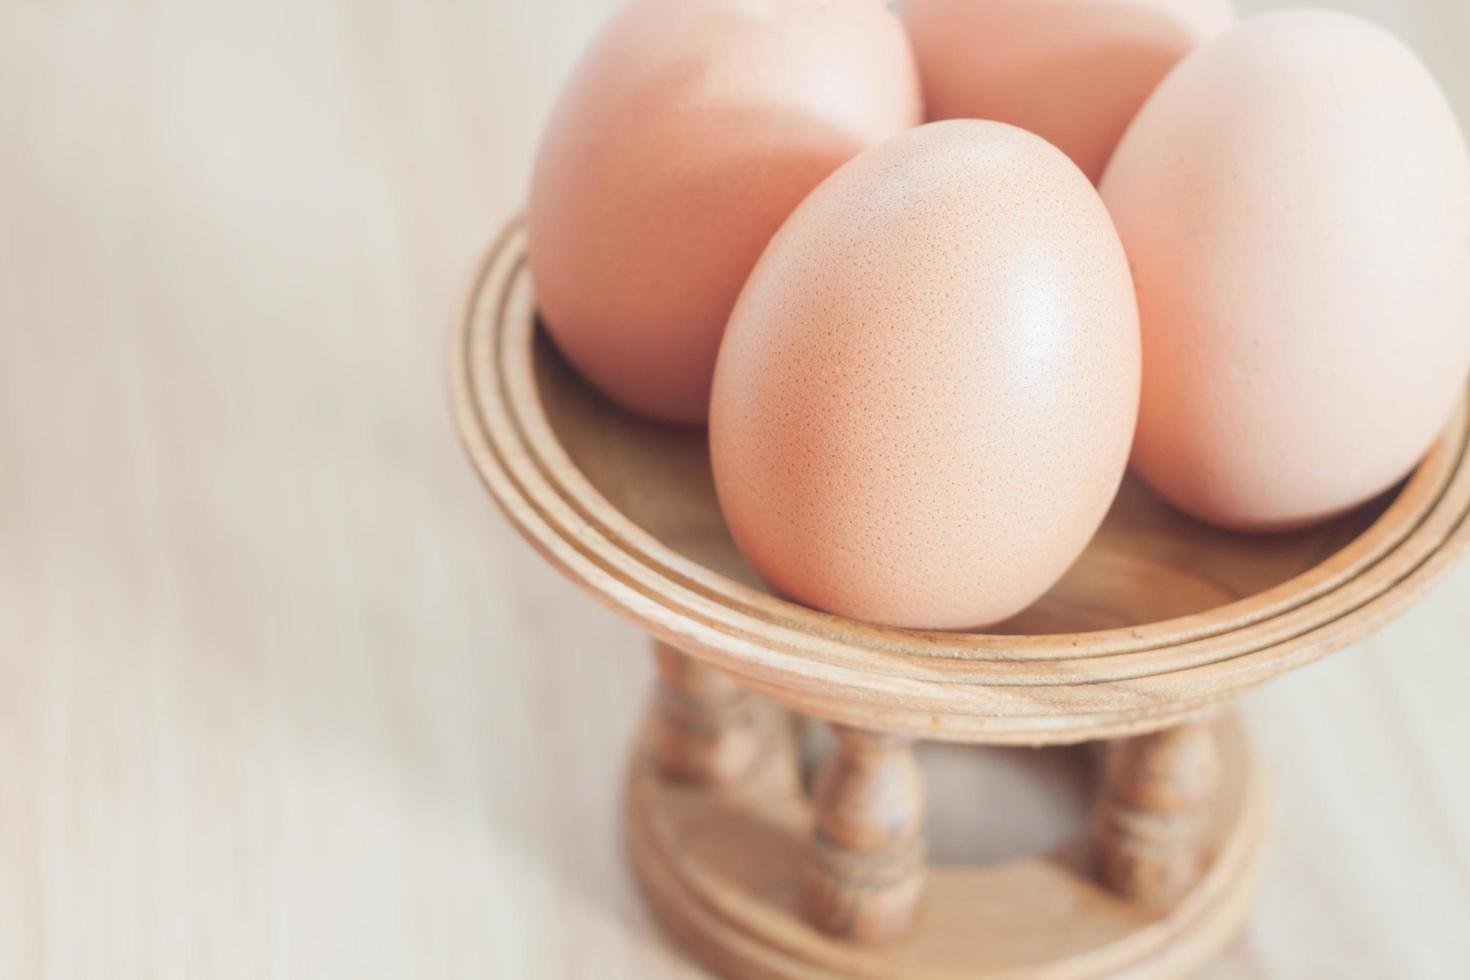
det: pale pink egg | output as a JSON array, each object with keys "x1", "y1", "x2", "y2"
[
  {"x1": 528, "y1": 0, "x2": 920, "y2": 424},
  {"x1": 711, "y1": 121, "x2": 1141, "y2": 630},
  {"x1": 902, "y1": 0, "x2": 1234, "y2": 182},
  {"x1": 1102, "y1": 10, "x2": 1470, "y2": 532}
]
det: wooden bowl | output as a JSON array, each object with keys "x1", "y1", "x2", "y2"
[{"x1": 454, "y1": 219, "x2": 1470, "y2": 745}]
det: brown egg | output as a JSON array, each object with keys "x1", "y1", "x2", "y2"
[
  {"x1": 527, "y1": 0, "x2": 921, "y2": 424},
  {"x1": 710, "y1": 121, "x2": 1141, "y2": 630},
  {"x1": 1102, "y1": 11, "x2": 1470, "y2": 532},
  {"x1": 902, "y1": 0, "x2": 1234, "y2": 182}
]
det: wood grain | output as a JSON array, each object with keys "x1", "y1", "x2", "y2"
[{"x1": 2, "y1": 1, "x2": 1469, "y2": 977}]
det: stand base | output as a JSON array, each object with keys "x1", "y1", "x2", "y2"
[{"x1": 627, "y1": 707, "x2": 1265, "y2": 979}]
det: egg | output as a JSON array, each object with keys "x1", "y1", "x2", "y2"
[
  {"x1": 1102, "y1": 11, "x2": 1470, "y2": 532},
  {"x1": 902, "y1": 0, "x2": 1234, "y2": 182},
  {"x1": 527, "y1": 0, "x2": 921, "y2": 424},
  {"x1": 710, "y1": 120, "x2": 1141, "y2": 630}
]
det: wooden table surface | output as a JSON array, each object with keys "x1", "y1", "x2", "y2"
[{"x1": 2, "y1": 1, "x2": 1468, "y2": 977}]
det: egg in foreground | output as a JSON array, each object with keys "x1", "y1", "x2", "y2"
[
  {"x1": 711, "y1": 121, "x2": 1141, "y2": 630},
  {"x1": 528, "y1": 0, "x2": 920, "y2": 424}
]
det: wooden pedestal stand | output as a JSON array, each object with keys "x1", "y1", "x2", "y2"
[{"x1": 453, "y1": 222, "x2": 1470, "y2": 978}]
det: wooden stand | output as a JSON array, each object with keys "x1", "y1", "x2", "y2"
[
  {"x1": 630, "y1": 649, "x2": 1263, "y2": 978},
  {"x1": 453, "y1": 222, "x2": 1470, "y2": 978}
]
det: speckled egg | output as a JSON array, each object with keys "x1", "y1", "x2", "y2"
[
  {"x1": 1102, "y1": 11, "x2": 1470, "y2": 531},
  {"x1": 710, "y1": 121, "x2": 1141, "y2": 629},
  {"x1": 528, "y1": 0, "x2": 921, "y2": 424},
  {"x1": 902, "y1": 0, "x2": 1234, "y2": 182}
]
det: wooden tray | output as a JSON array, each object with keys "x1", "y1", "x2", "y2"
[{"x1": 452, "y1": 219, "x2": 1470, "y2": 746}]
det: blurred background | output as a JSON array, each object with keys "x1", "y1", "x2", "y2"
[{"x1": 1, "y1": 1, "x2": 1468, "y2": 977}]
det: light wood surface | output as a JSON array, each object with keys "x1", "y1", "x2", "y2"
[{"x1": 2, "y1": 1, "x2": 1469, "y2": 978}]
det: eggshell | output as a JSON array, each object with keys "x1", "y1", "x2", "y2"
[
  {"x1": 527, "y1": 0, "x2": 921, "y2": 424},
  {"x1": 1102, "y1": 10, "x2": 1470, "y2": 532},
  {"x1": 710, "y1": 120, "x2": 1141, "y2": 630},
  {"x1": 902, "y1": 0, "x2": 1234, "y2": 182}
]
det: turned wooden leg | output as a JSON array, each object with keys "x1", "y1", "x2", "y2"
[
  {"x1": 649, "y1": 641, "x2": 763, "y2": 783},
  {"x1": 1095, "y1": 717, "x2": 1222, "y2": 911},
  {"x1": 803, "y1": 726, "x2": 926, "y2": 943}
]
